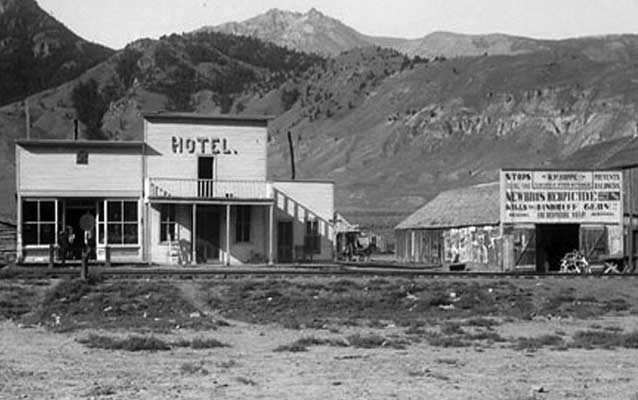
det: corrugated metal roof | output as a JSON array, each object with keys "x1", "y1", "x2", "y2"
[{"x1": 395, "y1": 182, "x2": 500, "y2": 230}]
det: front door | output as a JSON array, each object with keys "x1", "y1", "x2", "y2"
[
  {"x1": 198, "y1": 157, "x2": 215, "y2": 197},
  {"x1": 63, "y1": 200, "x2": 97, "y2": 260},
  {"x1": 196, "y1": 207, "x2": 220, "y2": 263},
  {"x1": 277, "y1": 221, "x2": 293, "y2": 263}
]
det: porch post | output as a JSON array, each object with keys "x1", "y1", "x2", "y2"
[
  {"x1": 16, "y1": 195, "x2": 22, "y2": 262},
  {"x1": 192, "y1": 203, "x2": 197, "y2": 264},
  {"x1": 268, "y1": 203, "x2": 274, "y2": 265},
  {"x1": 54, "y1": 199, "x2": 59, "y2": 247},
  {"x1": 225, "y1": 203, "x2": 231, "y2": 266}
]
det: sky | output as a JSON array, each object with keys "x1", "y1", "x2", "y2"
[{"x1": 38, "y1": 0, "x2": 638, "y2": 50}]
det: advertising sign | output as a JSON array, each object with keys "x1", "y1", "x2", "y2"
[{"x1": 500, "y1": 170, "x2": 623, "y2": 224}]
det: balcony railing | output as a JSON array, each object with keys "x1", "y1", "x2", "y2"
[{"x1": 148, "y1": 178, "x2": 271, "y2": 200}]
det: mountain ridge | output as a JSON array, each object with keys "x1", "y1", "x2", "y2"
[{"x1": 201, "y1": 7, "x2": 638, "y2": 60}]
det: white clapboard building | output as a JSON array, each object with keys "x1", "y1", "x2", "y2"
[{"x1": 15, "y1": 113, "x2": 334, "y2": 265}]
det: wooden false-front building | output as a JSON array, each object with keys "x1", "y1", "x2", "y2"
[{"x1": 15, "y1": 113, "x2": 335, "y2": 265}]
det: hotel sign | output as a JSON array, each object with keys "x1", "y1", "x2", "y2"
[
  {"x1": 500, "y1": 170, "x2": 623, "y2": 224},
  {"x1": 171, "y1": 136, "x2": 238, "y2": 155}
]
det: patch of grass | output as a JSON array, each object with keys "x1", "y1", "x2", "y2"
[
  {"x1": 604, "y1": 326, "x2": 623, "y2": 332},
  {"x1": 514, "y1": 335, "x2": 565, "y2": 351},
  {"x1": 465, "y1": 331, "x2": 507, "y2": 342},
  {"x1": 180, "y1": 361, "x2": 209, "y2": 375},
  {"x1": 77, "y1": 334, "x2": 171, "y2": 351},
  {"x1": 172, "y1": 337, "x2": 230, "y2": 349},
  {"x1": 464, "y1": 317, "x2": 500, "y2": 328},
  {"x1": 405, "y1": 325, "x2": 428, "y2": 335},
  {"x1": 435, "y1": 358, "x2": 461, "y2": 365},
  {"x1": 235, "y1": 376, "x2": 257, "y2": 386},
  {"x1": 441, "y1": 322, "x2": 465, "y2": 335},
  {"x1": 274, "y1": 336, "x2": 348, "y2": 352},
  {"x1": 0, "y1": 284, "x2": 36, "y2": 319},
  {"x1": 217, "y1": 360, "x2": 238, "y2": 369},
  {"x1": 426, "y1": 334, "x2": 471, "y2": 348},
  {"x1": 346, "y1": 333, "x2": 408, "y2": 349},
  {"x1": 190, "y1": 337, "x2": 229, "y2": 349},
  {"x1": 570, "y1": 330, "x2": 638, "y2": 349},
  {"x1": 78, "y1": 334, "x2": 230, "y2": 351},
  {"x1": 31, "y1": 279, "x2": 216, "y2": 331},
  {"x1": 274, "y1": 343, "x2": 308, "y2": 352},
  {"x1": 85, "y1": 384, "x2": 116, "y2": 397}
]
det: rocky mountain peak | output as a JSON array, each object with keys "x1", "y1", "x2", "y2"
[{"x1": 305, "y1": 7, "x2": 324, "y2": 18}]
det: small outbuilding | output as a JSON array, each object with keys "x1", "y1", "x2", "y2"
[{"x1": 395, "y1": 182, "x2": 500, "y2": 269}]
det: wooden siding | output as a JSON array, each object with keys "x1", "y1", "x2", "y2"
[
  {"x1": 17, "y1": 146, "x2": 143, "y2": 195},
  {"x1": 396, "y1": 229, "x2": 442, "y2": 264},
  {"x1": 145, "y1": 120, "x2": 267, "y2": 182},
  {"x1": 0, "y1": 221, "x2": 16, "y2": 263},
  {"x1": 397, "y1": 226, "x2": 502, "y2": 271}
]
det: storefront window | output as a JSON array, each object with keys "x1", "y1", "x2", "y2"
[
  {"x1": 22, "y1": 200, "x2": 56, "y2": 245},
  {"x1": 106, "y1": 200, "x2": 138, "y2": 245},
  {"x1": 160, "y1": 204, "x2": 176, "y2": 242}
]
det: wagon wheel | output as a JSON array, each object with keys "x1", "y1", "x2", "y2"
[
  {"x1": 603, "y1": 261, "x2": 620, "y2": 274},
  {"x1": 560, "y1": 250, "x2": 589, "y2": 274}
]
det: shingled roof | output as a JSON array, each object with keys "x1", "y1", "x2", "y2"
[{"x1": 395, "y1": 182, "x2": 500, "y2": 230}]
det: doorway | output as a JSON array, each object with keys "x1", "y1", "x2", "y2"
[
  {"x1": 277, "y1": 221, "x2": 293, "y2": 263},
  {"x1": 63, "y1": 199, "x2": 97, "y2": 260},
  {"x1": 198, "y1": 157, "x2": 215, "y2": 197},
  {"x1": 196, "y1": 207, "x2": 220, "y2": 263},
  {"x1": 535, "y1": 224, "x2": 579, "y2": 272}
]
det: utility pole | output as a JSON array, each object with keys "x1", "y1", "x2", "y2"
[
  {"x1": 287, "y1": 131, "x2": 296, "y2": 180},
  {"x1": 25, "y1": 98, "x2": 30, "y2": 139}
]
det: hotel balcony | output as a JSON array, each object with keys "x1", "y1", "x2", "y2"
[{"x1": 147, "y1": 178, "x2": 272, "y2": 201}]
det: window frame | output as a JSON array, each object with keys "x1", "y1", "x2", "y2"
[
  {"x1": 22, "y1": 199, "x2": 57, "y2": 246},
  {"x1": 304, "y1": 219, "x2": 321, "y2": 254},
  {"x1": 105, "y1": 199, "x2": 140, "y2": 246},
  {"x1": 160, "y1": 204, "x2": 177, "y2": 243},
  {"x1": 76, "y1": 150, "x2": 89, "y2": 165}
]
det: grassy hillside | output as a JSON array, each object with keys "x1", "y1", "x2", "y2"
[
  {"x1": 0, "y1": 0, "x2": 113, "y2": 106},
  {"x1": 266, "y1": 46, "x2": 638, "y2": 213}
]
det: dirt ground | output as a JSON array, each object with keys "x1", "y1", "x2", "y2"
[{"x1": 2, "y1": 276, "x2": 638, "y2": 399}]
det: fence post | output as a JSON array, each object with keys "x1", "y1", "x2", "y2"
[
  {"x1": 48, "y1": 244, "x2": 55, "y2": 269},
  {"x1": 80, "y1": 248, "x2": 88, "y2": 281},
  {"x1": 105, "y1": 245, "x2": 111, "y2": 268}
]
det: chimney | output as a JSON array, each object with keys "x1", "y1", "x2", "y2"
[{"x1": 73, "y1": 119, "x2": 79, "y2": 140}]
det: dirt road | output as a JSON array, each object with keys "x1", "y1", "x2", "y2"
[{"x1": 3, "y1": 316, "x2": 638, "y2": 400}]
